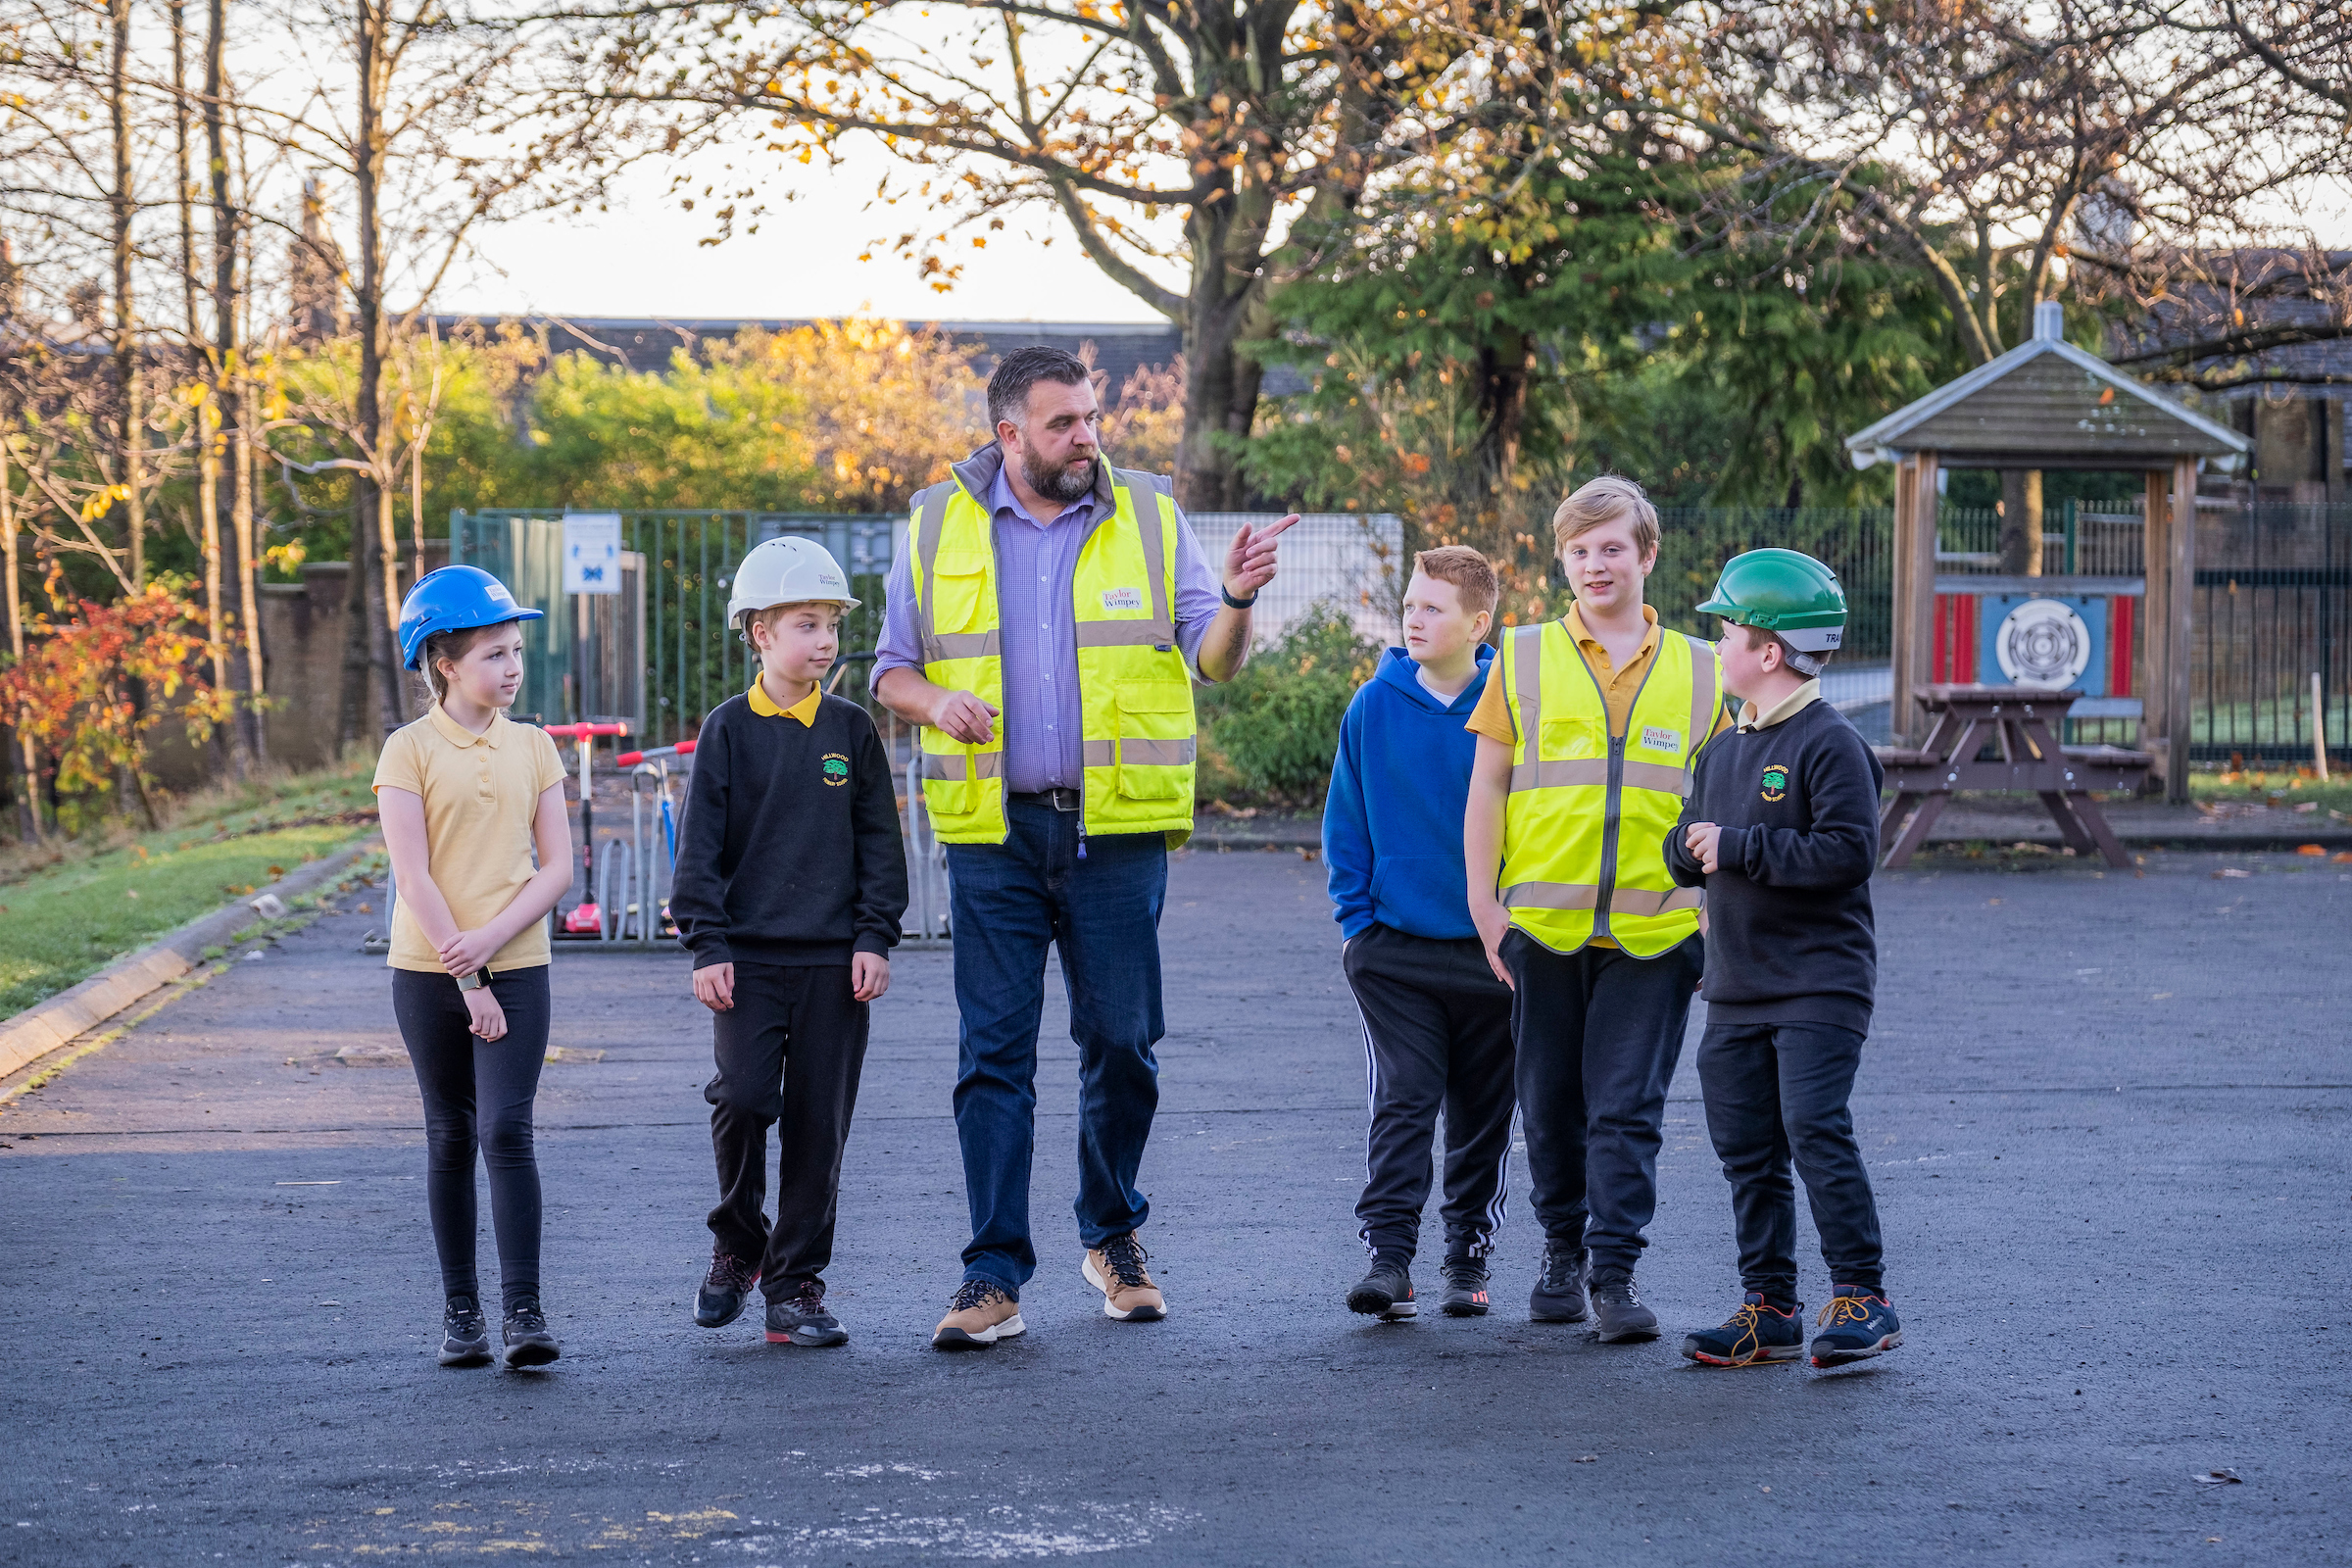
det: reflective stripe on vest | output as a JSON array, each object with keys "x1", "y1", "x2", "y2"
[
  {"x1": 907, "y1": 467, "x2": 1197, "y2": 845},
  {"x1": 1496, "y1": 618, "x2": 1720, "y2": 956}
]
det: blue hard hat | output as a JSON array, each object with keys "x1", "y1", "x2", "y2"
[{"x1": 397, "y1": 565, "x2": 543, "y2": 670}]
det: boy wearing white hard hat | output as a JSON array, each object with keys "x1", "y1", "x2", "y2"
[{"x1": 669, "y1": 536, "x2": 909, "y2": 1348}]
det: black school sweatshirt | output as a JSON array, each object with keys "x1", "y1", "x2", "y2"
[
  {"x1": 1665, "y1": 693, "x2": 1884, "y2": 1034},
  {"x1": 670, "y1": 690, "x2": 909, "y2": 969}
]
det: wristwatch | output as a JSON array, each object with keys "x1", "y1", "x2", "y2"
[
  {"x1": 456, "y1": 969, "x2": 488, "y2": 992},
  {"x1": 1220, "y1": 583, "x2": 1259, "y2": 610}
]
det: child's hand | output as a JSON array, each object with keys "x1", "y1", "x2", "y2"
[
  {"x1": 1468, "y1": 896, "x2": 1514, "y2": 990},
  {"x1": 1685, "y1": 822, "x2": 1722, "y2": 874},
  {"x1": 694, "y1": 962, "x2": 736, "y2": 1012},
  {"x1": 851, "y1": 952, "x2": 890, "y2": 1003},
  {"x1": 439, "y1": 928, "x2": 501, "y2": 977},
  {"x1": 465, "y1": 987, "x2": 508, "y2": 1042}
]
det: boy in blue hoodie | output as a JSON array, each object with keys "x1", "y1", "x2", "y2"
[{"x1": 1324, "y1": 546, "x2": 1514, "y2": 1321}]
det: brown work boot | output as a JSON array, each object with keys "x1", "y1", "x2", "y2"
[
  {"x1": 931, "y1": 1278, "x2": 1025, "y2": 1351},
  {"x1": 1082, "y1": 1232, "x2": 1166, "y2": 1322}
]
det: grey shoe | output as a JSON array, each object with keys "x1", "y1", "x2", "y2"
[
  {"x1": 1347, "y1": 1253, "x2": 1417, "y2": 1320},
  {"x1": 764, "y1": 1284, "x2": 849, "y2": 1348},
  {"x1": 1590, "y1": 1273, "x2": 1660, "y2": 1343},
  {"x1": 1529, "y1": 1242, "x2": 1589, "y2": 1322}
]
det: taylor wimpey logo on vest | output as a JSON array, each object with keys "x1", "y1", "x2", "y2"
[
  {"x1": 821, "y1": 754, "x2": 850, "y2": 786},
  {"x1": 1100, "y1": 587, "x2": 1144, "y2": 612},
  {"x1": 1760, "y1": 764, "x2": 1789, "y2": 803},
  {"x1": 1641, "y1": 725, "x2": 1681, "y2": 753}
]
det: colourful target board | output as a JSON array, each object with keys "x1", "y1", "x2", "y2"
[{"x1": 1931, "y1": 582, "x2": 2137, "y2": 702}]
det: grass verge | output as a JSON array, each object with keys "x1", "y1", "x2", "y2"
[{"x1": 0, "y1": 760, "x2": 380, "y2": 1018}]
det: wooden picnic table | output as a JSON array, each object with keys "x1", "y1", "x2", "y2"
[{"x1": 1874, "y1": 684, "x2": 2152, "y2": 869}]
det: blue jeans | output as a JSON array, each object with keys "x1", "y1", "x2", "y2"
[
  {"x1": 946, "y1": 799, "x2": 1167, "y2": 1294},
  {"x1": 1695, "y1": 1017, "x2": 1885, "y2": 1303}
]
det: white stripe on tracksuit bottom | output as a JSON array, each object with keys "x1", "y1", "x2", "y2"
[{"x1": 1343, "y1": 922, "x2": 1519, "y2": 1261}]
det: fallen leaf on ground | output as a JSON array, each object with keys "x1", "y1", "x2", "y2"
[
  {"x1": 2295, "y1": 844, "x2": 2326, "y2": 856},
  {"x1": 2190, "y1": 1470, "x2": 2242, "y2": 1485},
  {"x1": 2213, "y1": 868, "x2": 2252, "y2": 879}
]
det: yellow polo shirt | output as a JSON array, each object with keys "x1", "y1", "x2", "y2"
[
  {"x1": 747, "y1": 676, "x2": 823, "y2": 724},
  {"x1": 372, "y1": 706, "x2": 569, "y2": 973}
]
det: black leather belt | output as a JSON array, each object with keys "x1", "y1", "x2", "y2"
[{"x1": 1009, "y1": 787, "x2": 1083, "y2": 812}]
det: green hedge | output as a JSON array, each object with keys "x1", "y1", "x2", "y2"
[{"x1": 1197, "y1": 606, "x2": 1382, "y2": 808}]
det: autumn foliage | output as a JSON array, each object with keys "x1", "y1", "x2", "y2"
[{"x1": 0, "y1": 579, "x2": 236, "y2": 832}]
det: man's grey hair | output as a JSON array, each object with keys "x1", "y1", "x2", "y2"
[{"x1": 987, "y1": 345, "x2": 1093, "y2": 433}]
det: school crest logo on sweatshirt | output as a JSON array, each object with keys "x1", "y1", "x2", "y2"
[
  {"x1": 1759, "y1": 763, "x2": 1789, "y2": 803},
  {"x1": 821, "y1": 753, "x2": 851, "y2": 787}
]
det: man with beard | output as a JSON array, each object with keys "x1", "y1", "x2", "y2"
[{"x1": 871, "y1": 345, "x2": 1295, "y2": 1350}]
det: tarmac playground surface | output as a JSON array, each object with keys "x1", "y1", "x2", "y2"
[{"x1": 1, "y1": 847, "x2": 2346, "y2": 1567}]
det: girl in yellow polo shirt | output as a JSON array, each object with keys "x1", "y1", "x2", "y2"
[{"x1": 375, "y1": 567, "x2": 573, "y2": 1371}]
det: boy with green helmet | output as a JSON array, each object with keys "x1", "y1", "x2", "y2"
[{"x1": 1665, "y1": 547, "x2": 1904, "y2": 1370}]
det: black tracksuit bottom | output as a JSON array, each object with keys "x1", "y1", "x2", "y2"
[
  {"x1": 704, "y1": 961, "x2": 870, "y2": 1298},
  {"x1": 1345, "y1": 924, "x2": 1517, "y2": 1261},
  {"x1": 1505, "y1": 930, "x2": 1703, "y2": 1280}
]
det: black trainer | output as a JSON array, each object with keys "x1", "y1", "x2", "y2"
[
  {"x1": 696, "y1": 1250, "x2": 760, "y2": 1328},
  {"x1": 764, "y1": 1284, "x2": 849, "y2": 1348},
  {"x1": 1681, "y1": 1293, "x2": 1805, "y2": 1366},
  {"x1": 499, "y1": 1296, "x2": 562, "y2": 1369},
  {"x1": 1590, "y1": 1272, "x2": 1660, "y2": 1343},
  {"x1": 1529, "y1": 1242, "x2": 1589, "y2": 1322},
  {"x1": 438, "y1": 1295, "x2": 492, "y2": 1368},
  {"x1": 1439, "y1": 1255, "x2": 1492, "y2": 1317},
  {"x1": 1346, "y1": 1254, "x2": 1417, "y2": 1320}
]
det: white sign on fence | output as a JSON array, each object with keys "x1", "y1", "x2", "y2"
[{"x1": 563, "y1": 514, "x2": 622, "y2": 595}]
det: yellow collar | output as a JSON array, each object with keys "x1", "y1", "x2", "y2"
[
  {"x1": 1563, "y1": 602, "x2": 1660, "y2": 662},
  {"x1": 749, "y1": 676, "x2": 822, "y2": 726},
  {"x1": 426, "y1": 703, "x2": 507, "y2": 748},
  {"x1": 1738, "y1": 679, "x2": 1822, "y2": 732}
]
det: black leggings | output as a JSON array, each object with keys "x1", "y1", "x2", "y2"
[{"x1": 392, "y1": 966, "x2": 551, "y2": 1311}]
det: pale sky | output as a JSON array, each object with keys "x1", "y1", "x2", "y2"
[{"x1": 439, "y1": 144, "x2": 1174, "y2": 326}]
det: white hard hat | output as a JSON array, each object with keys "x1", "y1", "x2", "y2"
[{"x1": 726, "y1": 536, "x2": 860, "y2": 639}]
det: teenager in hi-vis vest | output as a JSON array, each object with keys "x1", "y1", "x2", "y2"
[
  {"x1": 1462, "y1": 476, "x2": 1730, "y2": 1344},
  {"x1": 872, "y1": 346, "x2": 1297, "y2": 1351}
]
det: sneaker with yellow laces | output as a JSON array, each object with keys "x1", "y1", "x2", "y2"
[
  {"x1": 1082, "y1": 1232, "x2": 1166, "y2": 1322},
  {"x1": 1680, "y1": 1293, "x2": 1804, "y2": 1366},
  {"x1": 1809, "y1": 1285, "x2": 1901, "y2": 1367},
  {"x1": 932, "y1": 1279, "x2": 1025, "y2": 1351}
]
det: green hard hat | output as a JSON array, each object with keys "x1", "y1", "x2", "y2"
[{"x1": 1694, "y1": 548, "x2": 1846, "y2": 654}]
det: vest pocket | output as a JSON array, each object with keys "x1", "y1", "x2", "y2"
[
  {"x1": 928, "y1": 550, "x2": 993, "y2": 634},
  {"x1": 1113, "y1": 681, "x2": 1194, "y2": 800},
  {"x1": 1537, "y1": 713, "x2": 1606, "y2": 761}
]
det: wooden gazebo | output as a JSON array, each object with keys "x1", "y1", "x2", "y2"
[{"x1": 1844, "y1": 302, "x2": 2251, "y2": 803}]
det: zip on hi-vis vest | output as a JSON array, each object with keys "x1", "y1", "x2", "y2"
[{"x1": 1579, "y1": 633, "x2": 1662, "y2": 946}]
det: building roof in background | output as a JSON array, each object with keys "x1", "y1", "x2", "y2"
[
  {"x1": 424, "y1": 315, "x2": 1183, "y2": 400},
  {"x1": 2106, "y1": 249, "x2": 2352, "y2": 402}
]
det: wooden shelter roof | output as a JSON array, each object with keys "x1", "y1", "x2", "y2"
[{"x1": 1846, "y1": 308, "x2": 2250, "y2": 472}]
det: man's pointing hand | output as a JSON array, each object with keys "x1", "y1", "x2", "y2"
[{"x1": 1223, "y1": 514, "x2": 1298, "y2": 600}]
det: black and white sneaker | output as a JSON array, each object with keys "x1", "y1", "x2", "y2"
[
  {"x1": 1530, "y1": 1242, "x2": 1590, "y2": 1322},
  {"x1": 500, "y1": 1296, "x2": 562, "y2": 1369},
  {"x1": 764, "y1": 1284, "x2": 849, "y2": 1348},
  {"x1": 696, "y1": 1250, "x2": 760, "y2": 1328},
  {"x1": 439, "y1": 1295, "x2": 492, "y2": 1368},
  {"x1": 1346, "y1": 1254, "x2": 1417, "y2": 1320},
  {"x1": 1440, "y1": 1255, "x2": 1493, "y2": 1317}
]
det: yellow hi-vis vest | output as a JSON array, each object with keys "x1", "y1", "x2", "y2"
[
  {"x1": 1497, "y1": 619, "x2": 1720, "y2": 956},
  {"x1": 906, "y1": 466, "x2": 1197, "y2": 846}
]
